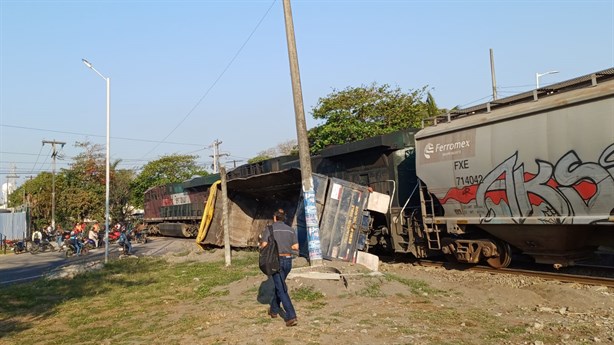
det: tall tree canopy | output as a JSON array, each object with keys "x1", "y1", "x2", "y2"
[
  {"x1": 8, "y1": 141, "x2": 132, "y2": 229},
  {"x1": 130, "y1": 154, "x2": 208, "y2": 208},
  {"x1": 307, "y1": 83, "x2": 441, "y2": 153}
]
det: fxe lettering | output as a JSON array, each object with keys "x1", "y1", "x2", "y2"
[{"x1": 454, "y1": 160, "x2": 469, "y2": 170}]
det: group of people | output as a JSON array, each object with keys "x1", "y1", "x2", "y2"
[{"x1": 30, "y1": 220, "x2": 134, "y2": 256}]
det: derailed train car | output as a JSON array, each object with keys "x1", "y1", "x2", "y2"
[
  {"x1": 412, "y1": 68, "x2": 614, "y2": 268},
  {"x1": 222, "y1": 68, "x2": 614, "y2": 269},
  {"x1": 196, "y1": 170, "x2": 372, "y2": 262},
  {"x1": 145, "y1": 68, "x2": 614, "y2": 268}
]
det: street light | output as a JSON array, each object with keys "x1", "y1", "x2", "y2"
[
  {"x1": 82, "y1": 58, "x2": 111, "y2": 264},
  {"x1": 536, "y1": 70, "x2": 559, "y2": 89}
]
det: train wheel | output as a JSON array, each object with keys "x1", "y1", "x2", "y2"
[
  {"x1": 486, "y1": 241, "x2": 512, "y2": 269},
  {"x1": 181, "y1": 225, "x2": 192, "y2": 238},
  {"x1": 150, "y1": 226, "x2": 160, "y2": 236}
]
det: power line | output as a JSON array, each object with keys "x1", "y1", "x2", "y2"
[
  {"x1": 0, "y1": 124, "x2": 204, "y2": 147},
  {"x1": 140, "y1": 0, "x2": 277, "y2": 160}
]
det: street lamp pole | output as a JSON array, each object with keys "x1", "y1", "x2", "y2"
[
  {"x1": 536, "y1": 70, "x2": 559, "y2": 89},
  {"x1": 82, "y1": 58, "x2": 111, "y2": 264}
]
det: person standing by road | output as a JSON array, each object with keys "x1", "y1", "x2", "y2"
[{"x1": 260, "y1": 209, "x2": 298, "y2": 327}]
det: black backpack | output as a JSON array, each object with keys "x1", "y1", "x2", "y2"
[{"x1": 259, "y1": 226, "x2": 280, "y2": 276}]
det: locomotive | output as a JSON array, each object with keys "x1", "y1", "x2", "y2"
[
  {"x1": 143, "y1": 174, "x2": 220, "y2": 238},
  {"x1": 144, "y1": 68, "x2": 614, "y2": 269}
]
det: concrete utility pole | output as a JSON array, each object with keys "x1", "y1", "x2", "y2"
[
  {"x1": 282, "y1": 0, "x2": 322, "y2": 266},
  {"x1": 209, "y1": 139, "x2": 229, "y2": 173},
  {"x1": 489, "y1": 48, "x2": 498, "y2": 101},
  {"x1": 42, "y1": 140, "x2": 65, "y2": 229}
]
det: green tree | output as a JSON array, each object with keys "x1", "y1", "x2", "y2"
[
  {"x1": 110, "y1": 166, "x2": 135, "y2": 224},
  {"x1": 307, "y1": 83, "x2": 441, "y2": 153},
  {"x1": 58, "y1": 142, "x2": 106, "y2": 224},
  {"x1": 130, "y1": 154, "x2": 208, "y2": 208},
  {"x1": 10, "y1": 142, "x2": 134, "y2": 229},
  {"x1": 9, "y1": 173, "x2": 56, "y2": 230}
]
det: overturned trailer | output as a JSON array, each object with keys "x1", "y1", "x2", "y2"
[{"x1": 196, "y1": 169, "x2": 375, "y2": 262}]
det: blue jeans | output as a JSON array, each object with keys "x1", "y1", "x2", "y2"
[
  {"x1": 270, "y1": 256, "x2": 296, "y2": 321},
  {"x1": 73, "y1": 240, "x2": 82, "y2": 255}
]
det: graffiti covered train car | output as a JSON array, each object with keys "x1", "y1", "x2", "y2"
[{"x1": 412, "y1": 68, "x2": 614, "y2": 268}]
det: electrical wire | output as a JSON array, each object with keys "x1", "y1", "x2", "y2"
[
  {"x1": 28, "y1": 145, "x2": 45, "y2": 175},
  {"x1": 139, "y1": 0, "x2": 278, "y2": 160},
  {"x1": 0, "y1": 124, "x2": 203, "y2": 147}
]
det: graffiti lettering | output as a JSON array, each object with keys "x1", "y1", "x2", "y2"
[{"x1": 441, "y1": 144, "x2": 614, "y2": 224}]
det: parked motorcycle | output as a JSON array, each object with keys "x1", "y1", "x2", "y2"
[{"x1": 7, "y1": 239, "x2": 27, "y2": 254}]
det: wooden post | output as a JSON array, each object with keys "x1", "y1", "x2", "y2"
[{"x1": 220, "y1": 166, "x2": 231, "y2": 266}]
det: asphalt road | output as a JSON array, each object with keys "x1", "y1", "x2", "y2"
[{"x1": 0, "y1": 237, "x2": 194, "y2": 285}]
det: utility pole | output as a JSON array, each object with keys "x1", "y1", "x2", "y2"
[
  {"x1": 282, "y1": 0, "x2": 322, "y2": 266},
  {"x1": 220, "y1": 166, "x2": 231, "y2": 266},
  {"x1": 489, "y1": 48, "x2": 498, "y2": 101},
  {"x1": 42, "y1": 140, "x2": 65, "y2": 230},
  {"x1": 209, "y1": 139, "x2": 229, "y2": 173}
]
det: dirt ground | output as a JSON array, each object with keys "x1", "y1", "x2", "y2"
[{"x1": 158, "y1": 243, "x2": 614, "y2": 345}]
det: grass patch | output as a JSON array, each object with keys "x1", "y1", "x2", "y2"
[
  {"x1": 357, "y1": 281, "x2": 385, "y2": 297},
  {"x1": 385, "y1": 273, "x2": 445, "y2": 296},
  {"x1": 0, "y1": 253, "x2": 259, "y2": 344},
  {"x1": 292, "y1": 285, "x2": 325, "y2": 301}
]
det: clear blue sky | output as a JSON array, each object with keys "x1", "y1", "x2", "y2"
[{"x1": 1, "y1": 0, "x2": 613, "y2": 194}]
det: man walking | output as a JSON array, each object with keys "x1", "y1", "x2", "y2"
[{"x1": 260, "y1": 209, "x2": 298, "y2": 327}]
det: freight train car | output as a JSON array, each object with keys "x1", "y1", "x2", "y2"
[
  {"x1": 143, "y1": 69, "x2": 614, "y2": 269},
  {"x1": 225, "y1": 130, "x2": 423, "y2": 255},
  {"x1": 224, "y1": 68, "x2": 614, "y2": 269},
  {"x1": 412, "y1": 68, "x2": 614, "y2": 268}
]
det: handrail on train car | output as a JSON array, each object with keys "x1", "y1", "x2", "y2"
[
  {"x1": 392, "y1": 183, "x2": 419, "y2": 225},
  {"x1": 421, "y1": 68, "x2": 614, "y2": 128}
]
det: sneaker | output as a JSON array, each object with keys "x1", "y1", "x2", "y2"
[
  {"x1": 267, "y1": 308, "x2": 278, "y2": 318},
  {"x1": 285, "y1": 318, "x2": 297, "y2": 327}
]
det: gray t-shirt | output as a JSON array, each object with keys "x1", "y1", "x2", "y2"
[{"x1": 262, "y1": 221, "x2": 297, "y2": 255}]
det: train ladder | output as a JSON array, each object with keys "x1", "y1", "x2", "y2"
[{"x1": 418, "y1": 182, "x2": 441, "y2": 250}]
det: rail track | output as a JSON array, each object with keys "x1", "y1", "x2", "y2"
[{"x1": 415, "y1": 260, "x2": 614, "y2": 288}]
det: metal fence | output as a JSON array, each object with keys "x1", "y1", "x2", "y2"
[{"x1": 0, "y1": 212, "x2": 27, "y2": 241}]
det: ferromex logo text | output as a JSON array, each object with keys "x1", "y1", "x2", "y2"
[{"x1": 419, "y1": 129, "x2": 476, "y2": 163}]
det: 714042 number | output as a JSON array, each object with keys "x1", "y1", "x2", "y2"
[{"x1": 456, "y1": 175, "x2": 483, "y2": 186}]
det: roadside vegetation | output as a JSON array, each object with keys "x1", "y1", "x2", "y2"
[
  {"x1": 0, "y1": 253, "x2": 260, "y2": 345},
  {"x1": 6, "y1": 83, "x2": 444, "y2": 232},
  {"x1": 1, "y1": 250, "x2": 600, "y2": 344}
]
